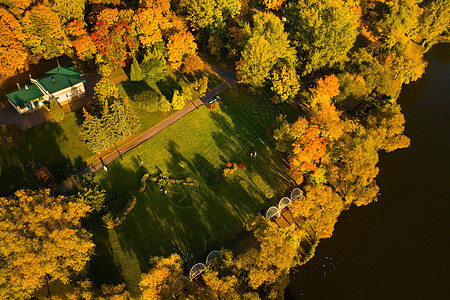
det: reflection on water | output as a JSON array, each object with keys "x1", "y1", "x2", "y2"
[{"x1": 287, "y1": 44, "x2": 450, "y2": 299}]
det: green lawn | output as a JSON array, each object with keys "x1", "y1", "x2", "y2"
[
  {"x1": 0, "y1": 71, "x2": 222, "y2": 195},
  {"x1": 117, "y1": 71, "x2": 222, "y2": 133},
  {"x1": 0, "y1": 112, "x2": 94, "y2": 194},
  {"x1": 87, "y1": 86, "x2": 295, "y2": 294}
]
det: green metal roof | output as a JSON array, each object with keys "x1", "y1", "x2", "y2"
[
  {"x1": 7, "y1": 84, "x2": 43, "y2": 107},
  {"x1": 6, "y1": 66, "x2": 85, "y2": 107},
  {"x1": 39, "y1": 66, "x2": 86, "y2": 94}
]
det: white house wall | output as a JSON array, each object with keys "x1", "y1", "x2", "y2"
[{"x1": 53, "y1": 82, "x2": 86, "y2": 104}]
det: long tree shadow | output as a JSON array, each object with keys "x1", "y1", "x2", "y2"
[{"x1": 0, "y1": 121, "x2": 83, "y2": 195}]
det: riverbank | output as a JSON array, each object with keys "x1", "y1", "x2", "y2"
[{"x1": 287, "y1": 43, "x2": 450, "y2": 299}]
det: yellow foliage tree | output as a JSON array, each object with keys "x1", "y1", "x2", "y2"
[
  {"x1": 290, "y1": 184, "x2": 344, "y2": 238},
  {"x1": 139, "y1": 254, "x2": 183, "y2": 300},
  {"x1": 0, "y1": 189, "x2": 94, "y2": 299}
]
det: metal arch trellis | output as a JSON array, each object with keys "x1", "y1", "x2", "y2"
[
  {"x1": 206, "y1": 250, "x2": 219, "y2": 266},
  {"x1": 278, "y1": 197, "x2": 291, "y2": 211},
  {"x1": 172, "y1": 275, "x2": 190, "y2": 298},
  {"x1": 290, "y1": 188, "x2": 304, "y2": 201},
  {"x1": 189, "y1": 263, "x2": 207, "y2": 281},
  {"x1": 265, "y1": 206, "x2": 279, "y2": 219}
]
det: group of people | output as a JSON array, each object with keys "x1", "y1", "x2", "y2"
[{"x1": 250, "y1": 151, "x2": 257, "y2": 158}]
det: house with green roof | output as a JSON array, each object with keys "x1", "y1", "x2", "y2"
[{"x1": 6, "y1": 66, "x2": 86, "y2": 114}]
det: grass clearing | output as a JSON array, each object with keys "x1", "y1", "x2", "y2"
[
  {"x1": 87, "y1": 86, "x2": 295, "y2": 294},
  {"x1": 0, "y1": 112, "x2": 94, "y2": 195},
  {"x1": 0, "y1": 71, "x2": 222, "y2": 195}
]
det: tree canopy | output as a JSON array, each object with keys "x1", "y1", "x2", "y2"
[{"x1": 0, "y1": 189, "x2": 94, "y2": 299}]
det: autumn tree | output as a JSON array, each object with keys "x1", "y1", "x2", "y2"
[
  {"x1": 195, "y1": 75, "x2": 209, "y2": 94},
  {"x1": 171, "y1": 90, "x2": 185, "y2": 110},
  {"x1": 22, "y1": 4, "x2": 69, "y2": 59},
  {"x1": 289, "y1": 117, "x2": 329, "y2": 184},
  {"x1": 235, "y1": 216, "x2": 303, "y2": 295},
  {"x1": 50, "y1": 0, "x2": 86, "y2": 23},
  {"x1": 364, "y1": 104, "x2": 410, "y2": 152},
  {"x1": 139, "y1": 254, "x2": 183, "y2": 299},
  {"x1": 166, "y1": 30, "x2": 197, "y2": 70},
  {"x1": 290, "y1": 184, "x2": 344, "y2": 239},
  {"x1": 0, "y1": 0, "x2": 33, "y2": 16},
  {"x1": 0, "y1": 7, "x2": 28, "y2": 76},
  {"x1": 91, "y1": 8, "x2": 136, "y2": 76},
  {"x1": 0, "y1": 189, "x2": 94, "y2": 299},
  {"x1": 287, "y1": 0, "x2": 358, "y2": 73},
  {"x1": 264, "y1": 0, "x2": 285, "y2": 10},
  {"x1": 131, "y1": 1, "x2": 171, "y2": 49},
  {"x1": 269, "y1": 65, "x2": 301, "y2": 103},
  {"x1": 237, "y1": 12, "x2": 296, "y2": 87},
  {"x1": 417, "y1": 0, "x2": 450, "y2": 48},
  {"x1": 308, "y1": 75, "x2": 346, "y2": 141},
  {"x1": 67, "y1": 20, "x2": 97, "y2": 61},
  {"x1": 182, "y1": 53, "x2": 204, "y2": 74},
  {"x1": 178, "y1": 0, "x2": 241, "y2": 50}
]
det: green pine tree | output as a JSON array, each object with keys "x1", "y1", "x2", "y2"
[
  {"x1": 81, "y1": 108, "x2": 109, "y2": 153},
  {"x1": 130, "y1": 56, "x2": 144, "y2": 81},
  {"x1": 49, "y1": 99, "x2": 65, "y2": 122}
]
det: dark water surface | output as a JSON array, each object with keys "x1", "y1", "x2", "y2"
[{"x1": 287, "y1": 44, "x2": 450, "y2": 299}]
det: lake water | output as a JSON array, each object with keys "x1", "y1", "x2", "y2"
[{"x1": 287, "y1": 44, "x2": 450, "y2": 299}]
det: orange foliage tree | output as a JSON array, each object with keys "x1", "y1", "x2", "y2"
[
  {"x1": 91, "y1": 8, "x2": 137, "y2": 76},
  {"x1": 309, "y1": 74, "x2": 346, "y2": 141},
  {"x1": 166, "y1": 30, "x2": 197, "y2": 71},
  {"x1": 0, "y1": 7, "x2": 28, "y2": 76},
  {"x1": 182, "y1": 53, "x2": 204, "y2": 74},
  {"x1": 289, "y1": 117, "x2": 329, "y2": 184}
]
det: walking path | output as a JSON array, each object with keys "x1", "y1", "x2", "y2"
[{"x1": 54, "y1": 78, "x2": 236, "y2": 194}]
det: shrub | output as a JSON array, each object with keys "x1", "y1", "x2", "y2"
[
  {"x1": 158, "y1": 96, "x2": 171, "y2": 112},
  {"x1": 133, "y1": 90, "x2": 160, "y2": 112},
  {"x1": 102, "y1": 191, "x2": 136, "y2": 228},
  {"x1": 171, "y1": 90, "x2": 185, "y2": 110},
  {"x1": 181, "y1": 85, "x2": 192, "y2": 102}
]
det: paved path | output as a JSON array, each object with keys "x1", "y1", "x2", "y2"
[{"x1": 54, "y1": 78, "x2": 236, "y2": 194}]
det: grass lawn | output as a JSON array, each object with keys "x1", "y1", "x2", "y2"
[
  {"x1": 117, "y1": 70, "x2": 222, "y2": 133},
  {"x1": 87, "y1": 86, "x2": 295, "y2": 294},
  {"x1": 0, "y1": 71, "x2": 222, "y2": 195},
  {"x1": 0, "y1": 112, "x2": 94, "y2": 195}
]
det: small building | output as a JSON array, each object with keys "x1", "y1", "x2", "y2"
[{"x1": 6, "y1": 66, "x2": 86, "y2": 114}]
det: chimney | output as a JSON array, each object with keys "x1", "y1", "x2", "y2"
[
  {"x1": 52, "y1": 76, "x2": 55, "y2": 84},
  {"x1": 25, "y1": 85, "x2": 29, "y2": 90}
]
